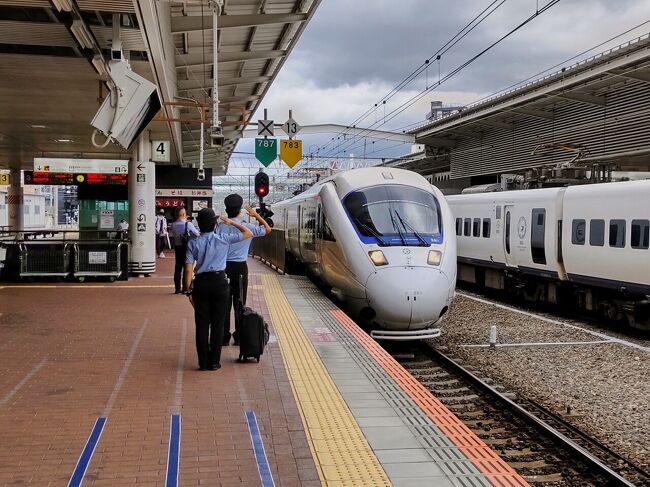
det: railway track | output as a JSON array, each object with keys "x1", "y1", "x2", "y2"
[{"x1": 394, "y1": 343, "x2": 650, "y2": 486}]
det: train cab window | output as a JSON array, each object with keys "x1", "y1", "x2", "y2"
[
  {"x1": 531, "y1": 208, "x2": 546, "y2": 264},
  {"x1": 482, "y1": 219, "x2": 491, "y2": 238},
  {"x1": 472, "y1": 218, "x2": 480, "y2": 237},
  {"x1": 609, "y1": 220, "x2": 626, "y2": 248},
  {"x1": 455, "y1": 218, "x2": 462, "y2": 236},
  {"x1": 571, "y1": 219, "x2": 585, "y2": 245},
  {"x1": 463, "y1": 218, "x2": 471, "y2": 236},
  {"x1": 631, "y1": 219, "x2": 649, "y2": 249},
  {"x1": 589, "y1": 220, "x2": 605, "y2": 246}
]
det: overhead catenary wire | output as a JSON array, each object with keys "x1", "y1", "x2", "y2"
[
  {"x1": 315, "y1": 0, "x2": 508, "y2": 156},
  {"x1": 325, "y1": 0, "x2": 562, "y2": 159}
]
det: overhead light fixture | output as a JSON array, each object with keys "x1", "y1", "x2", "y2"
[
  {"x1": 55, "y1": 138, "x2": 74, "y2": 143},
  {"x1": 70, "y1": 20, "x2": 95, "y2": 50},
  {"x1": 51, "y1": 0, "x2": 73, "y2": 11},
  {"x1": 30, "y1": 124, "x2": 47, "y2": 129}
]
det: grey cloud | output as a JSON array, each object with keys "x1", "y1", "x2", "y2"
[{"x1": 288, "y1": 0, "x2": 647, "y2": 94}]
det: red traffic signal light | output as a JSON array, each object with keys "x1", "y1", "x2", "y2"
[{"x1": 255, "y1": 171, "x2": 269, "y2": 198}]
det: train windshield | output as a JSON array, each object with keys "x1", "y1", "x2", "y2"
[{"x1": 344, "y1": 185, "x2": 442, "y2": 245}]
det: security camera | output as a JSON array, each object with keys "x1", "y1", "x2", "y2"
[
  {"x1": 90, "y1": 58, "x2": 161, "y2": 149},
  {"x1": 210, "y1": 126, "x2": 225, "y2": 148}
]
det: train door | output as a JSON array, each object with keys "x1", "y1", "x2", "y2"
[{"x1": 504, "y1": 205, "x2": 516, "y2": 267}]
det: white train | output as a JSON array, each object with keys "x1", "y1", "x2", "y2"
[
  {"x1": 447, "y1": 180, "x2": 650, "y2": 330},
  {"x1": 0, "y1": 190, "x2": 46, "y2": 230},
  {"x1": 255, "y1": 167, "x2": 457, "y2": 340}
]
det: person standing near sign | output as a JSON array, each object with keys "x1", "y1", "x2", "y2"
[
  {"x1": 219, "y1": 194, "x2": 272, "y2": 345},
  {"x1": 184, "y1": 208, "x2": 252, "y2": 371},
  {"x1": 117, "y1": 219, "x2": 129, "y2": 240},
  {"x1": 170, "y1": 207, "x2": 199, "y2": 294},
  {"x1": 155, "y1": 209, "x2": 168, "y2": 258}
]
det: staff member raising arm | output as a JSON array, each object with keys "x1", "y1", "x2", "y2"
[{"x1": 184, "y1": 208, "x2": 252, "y2": 371}]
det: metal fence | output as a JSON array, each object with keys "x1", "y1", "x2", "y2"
[{"x1": 250, "y1": 230, "x2": 286, "y2": 273}]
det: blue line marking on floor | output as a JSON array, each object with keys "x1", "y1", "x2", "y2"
[
  {"x1": 245, "y1": 410, "x2": 275, "y2": 487},
  {"x1": 67, "y1": 417, "x2": 106, "y2": 487},
  {"x1": 165, "y1": 415, "x2": 181, "y2": 487}
]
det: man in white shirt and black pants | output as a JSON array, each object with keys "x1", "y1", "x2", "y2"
[{"x1": 218, "y1": 194, "x2": 272, "y2": 345}]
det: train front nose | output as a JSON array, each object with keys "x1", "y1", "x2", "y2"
[{"x1": 365, "y1": 267, "x2": 451, "y2": 330}]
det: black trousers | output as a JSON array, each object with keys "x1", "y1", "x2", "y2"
[
  {"x1": 223, "y1": 261, "x2": 248, "y2": 343},
  {"x1": 174, "y1": 245, "x2": 187, "y2": 292},
  {"x1": 192, "y1": 272, "x2": 229, "y2": 368},
  {"x1": 156, "y1": 235, "x2": 166, "y2": 255}
]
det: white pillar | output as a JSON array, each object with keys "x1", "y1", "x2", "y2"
[
  {"x1": 128, "y1": 134, "x2": 156, "y2": 276},
  {"x1": 7, "y1": 167, "x2": 23, "y2": 232}
]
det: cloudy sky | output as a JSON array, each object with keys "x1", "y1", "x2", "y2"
[{"x1": 232, "y1": 0, "x2": 650, "y2": 171}]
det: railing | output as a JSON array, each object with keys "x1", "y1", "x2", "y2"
[{"x1": 250, "y1": 230, "x2": 286, "y2": 273}]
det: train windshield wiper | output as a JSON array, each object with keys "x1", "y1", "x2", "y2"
[
  {"x1": 394, "y1": 210, "x2": 429, "y2": 247},
  {"x1": 389, "y1": 208, "x2": 406, "y2": 246},
  {"x1": 354, "y1": 217, "x2": 388, "y2": 247}
]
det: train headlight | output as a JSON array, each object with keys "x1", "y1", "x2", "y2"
[
  {"x1": 427, "y1": 250, "x2": 442, "y2": 266},
  {"x1": 368, "y1": 250, "x2": 388, "y2": 266}
]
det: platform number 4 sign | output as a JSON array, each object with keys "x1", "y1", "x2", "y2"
[{"x1": 151, "y1": 140, "x2": 171, "y2": 162}]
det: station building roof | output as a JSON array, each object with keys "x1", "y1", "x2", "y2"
[{"x1": 397, "y1": 35, "x2": 650, "y2": 181}]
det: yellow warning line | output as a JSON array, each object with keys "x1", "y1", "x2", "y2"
[{"x1": 262, "y1": 274, "x2": 391, "y2": 487}]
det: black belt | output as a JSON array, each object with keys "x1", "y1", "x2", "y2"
[{"x1": 195, "y1": 270, "x2": 226, "y2": 278}]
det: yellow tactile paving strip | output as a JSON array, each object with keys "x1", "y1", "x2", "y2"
[{"x1": 262, "y1": 274, "x2": 392, "y2": 487}]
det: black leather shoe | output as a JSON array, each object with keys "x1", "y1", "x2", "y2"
[
  {"x1": 175, "y1": 290, "x2": 182, "y2": 294},
  {"x1": 210, "y1": 364, "x2": 221, "y2": 371}
]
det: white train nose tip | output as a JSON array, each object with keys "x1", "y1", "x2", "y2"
[{"x1": 365, "y1": 267, "x2": 451, "y2": 330}]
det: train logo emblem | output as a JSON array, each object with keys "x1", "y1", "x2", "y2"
[
  {"x1": 517, "y1": 217, "x2": 527, "y2": 239},
  {"x1": 402, "y1": 249, "x2": 411, "y2": 254}
]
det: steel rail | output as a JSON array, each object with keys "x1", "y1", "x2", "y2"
[{"x1": 421, "y1": 344, "x2": 640, "y2": 487}]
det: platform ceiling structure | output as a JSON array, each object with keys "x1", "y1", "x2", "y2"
[
  {"x1": 390, "y1": 35, "x2": 650, "y2": 185},
  {"x1": 0, "y1": 0, "x2": 320, "y2": 174}
]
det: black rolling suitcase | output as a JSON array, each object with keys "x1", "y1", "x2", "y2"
[{"x1": 236, "y1": 275, "x2": 270, "y2": 362}]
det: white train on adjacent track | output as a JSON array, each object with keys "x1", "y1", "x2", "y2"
[
  {"x1": 447, "y1": 180, "x2": 650, "y2": 330},
  {"x1": 0, "y1": 190, "x2": 46, "y2": 230},
  {"x1": 255, "y1": 167, "x2": 457, "y2": 340}
]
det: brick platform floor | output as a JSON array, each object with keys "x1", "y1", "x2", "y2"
[{"x1": 0, "y1": 257, "x2": 319, "y2": 486}]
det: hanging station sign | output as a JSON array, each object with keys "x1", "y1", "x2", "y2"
[{"x1": 34, "y1": 158, "x2": 128, "y2": 174}]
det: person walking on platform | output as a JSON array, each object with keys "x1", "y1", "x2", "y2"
[
  {"x1": 117, "y1": 219, "x2": 129, "y2": 240},
  {"x1": 184, "y1": 208, "x2": 252, "y2": 371},
  {"x1": 170, "y1": 207, "x2": 200, "y2": 294},
  {"x1": 155, "y1": 209, "x2": 168, "y2": 258},
  {"x1": 219, "y1": 194, "x2": 272, "y2": 345}
]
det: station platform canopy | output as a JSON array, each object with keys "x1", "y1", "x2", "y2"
[
  {"x1": 0, "y1": 0, "x2": 320, "y2": 175},
  {"x1": 394, "y1": 34, "x2": 650, "y2": 181}
]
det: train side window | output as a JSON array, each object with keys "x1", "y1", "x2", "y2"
[
  {"x1": 631, "y1": 219, "x2": 649, "y2": 249},
  {"x1": 472, "y1": 218, "x2": 480, "y2": 237},
  {"x1": 505, "y1": 211, "x2": 511, "y2": 254},
  {"x1": 589, "y1": 220, "x2": 604, "y2": 246},
  {"x1": 571, "y1": 219, "x2": 585, "y2": 245},
  {"x1": 495, "y1": 206, "x2": 502, "y2": 220},
  {"x1": 463, "y1": 218, "x2": 471, "y2": 236},
  {"x1": 482, "y1": 219, "x2": 491, "y2": 238},
  {"x1": 531, "y1": 208, "x2": 546, "y2": 264},
  {"x1": 609, "y1": 219, "x2": 626, "y2": 248},
  {"x1": 455, "y1": 218, "x2": 462, "y2": 236}
]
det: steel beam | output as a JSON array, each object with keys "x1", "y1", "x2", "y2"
[
  {"x1": 553, "y1": 92, "x2": 606, "y2": 106},
  {"x1": 511, "y1": 107, "x2": 555, "y2": 120},
  {"x1": 171, "y1": 13, "x2": 308, "y2": 33},
  {"x1": 240, "y1": 123, "x2": 415, "y2": 143},
  {"x1": 178, "y1": 75, "x2": 271, "y2": 91},
  {"x1": 175, "y1": 50, "x2": 285, "y2": 68}
]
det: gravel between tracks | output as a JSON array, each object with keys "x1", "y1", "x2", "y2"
[{"x1": 433, "y1": 294, "x2": 650, "y2": 470}]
